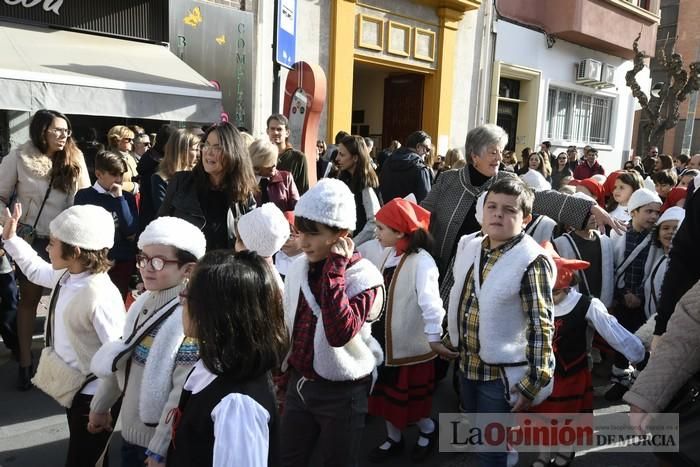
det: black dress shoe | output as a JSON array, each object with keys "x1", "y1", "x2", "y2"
[
  {"x1": 410, "y1": 428, "x2": 437, "y2": 462},
  {"x1": 17, "y1": 364, "x2": 33, "y2": 391},
  {"x1": 368, "y1": 437, "x2": 404, "y2": 463}
]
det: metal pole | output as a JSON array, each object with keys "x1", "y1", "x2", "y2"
[{"x1": 272, "y1": 0, "x2": 281, "y2": 114}]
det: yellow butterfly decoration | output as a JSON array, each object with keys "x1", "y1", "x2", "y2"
[
  {"x1": 183, "y1": 7, "x2": 203, "y2": 28},
  {"x1": 215, "y1": 35, "x2": 226, "y2": 45}
]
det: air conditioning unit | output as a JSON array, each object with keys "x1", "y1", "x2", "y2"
[
  {"x1": 576, "y1": 59, "x2": 602, "y2": 84},
  {"x1": 599, "y1": 63, "x2": 616, "y2": 88}
]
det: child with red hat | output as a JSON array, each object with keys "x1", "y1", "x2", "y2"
[
  {"x1": 367, "y1": 197, "x2": 454, "y2": 463},
  {"x1": 531, "y1": 242, "x2": 646, "y2": 467}
]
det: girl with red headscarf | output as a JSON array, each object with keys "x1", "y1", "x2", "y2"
[
  {"x1": 530, "y1": 243, "x2": 647, "y2": 467},
  {"x1": 366, "y1": 197, "x2": 455, "y2": 463}
]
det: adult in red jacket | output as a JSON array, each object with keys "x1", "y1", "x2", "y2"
[{"x1": 573, "y1": 148, "x2": 605, "y2": 180}]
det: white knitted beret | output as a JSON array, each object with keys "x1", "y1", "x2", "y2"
[
  {"x1": 628, "y1": 188, "x2": 662, "y2": 213},
  {"x1": 138, "y1": 217, "x2": 207, "y2": 259},
  {"x1": 49, "y1": 205, "x2": 114, "y2": 250},
  {"x1": 572, "y1": 191, "x2": 595, "y2": 203},
  {"x1": 520, "y1": 169, "x2": 551, "y2": 192},
  {"x1": 237, "y1": 203, "x2": 290, "y2": 257},
  {"x1": 657, "y1": 206, "x2": 685, "y2": 226},
  {"x1": 294, "y1": 178, "x2": 356, "y2": 231}
]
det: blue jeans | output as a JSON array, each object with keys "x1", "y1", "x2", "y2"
[
  {"x1": 120, "y1": 439, "x2": 147, "y2": 467},
  {"x1": 459, "y1": 374, "x2": 512, "y2": 467}
]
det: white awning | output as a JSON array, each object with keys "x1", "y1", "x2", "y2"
[{"x1": 0, "y1": 21, "x2": 222, "y2": 122}]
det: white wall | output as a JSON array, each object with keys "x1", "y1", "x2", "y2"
[{"x1": 493, "y1": 20, "x2": 651, "y2": 173}]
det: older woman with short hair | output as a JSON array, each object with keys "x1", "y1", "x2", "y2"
[
  {"x1": 107, "y1": 125, "x2": 139, "y2": 193},
  {"x1": 421, "y1": 123, "x2": 624, "y2": 303},
  {"x1": 250, "y1": 138, "x2": 299, "y2": 212}
]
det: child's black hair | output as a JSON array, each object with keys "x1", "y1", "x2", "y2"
[
  {"x1": 185, "y1": 250, "x2": 289, "y2": 379},
  {"x1": 651, "y1": 169, "x2": 678, "y2": 188},
  {"x1": 294, "y1": 216, "x2": 344, "y2": 234},
  {"x1": 385, "y1": 226, "x2": 434, "y2": 255},
  {"x1": 175, "y1": 249, "x2": 198, "y2": 266},
  {"x1": 485, "y1": 177, "x2": 535, "y2": 217}
]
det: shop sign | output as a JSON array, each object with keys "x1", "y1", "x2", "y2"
[{"x1": 3, "y1": 0, "x2": 62, "y2": 15}]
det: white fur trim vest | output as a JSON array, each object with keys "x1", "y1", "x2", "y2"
[
  {"x1": 281, "y1": 256, "x2": 385, "y2": 381},
  {"x1": 379, "y1": 249, "x2": 436, "y2": 366},
  {"x1": 525, "y1": 214, "x2": 557, "y2": 244},
  {"x1": 553, "y1": 232, "x2": 614, "y2": 308},
  {"x1": 447, "y1": 233, "x2": 556, "y2": 405},
  {"x1": 90, "y1": 292, "x2": 186, "y2": 424},
  {"x1": 643, "y1": 248, "x2": 668, "y2": 319}
]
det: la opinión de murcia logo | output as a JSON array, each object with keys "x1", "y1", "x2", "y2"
[{"x1": 5, "y1": 0, "x2": 63, "y2": 16}]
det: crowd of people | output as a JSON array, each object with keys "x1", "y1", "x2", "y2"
[{"x1": 0, "y1": 109, "x2": 699, "y2": 467}]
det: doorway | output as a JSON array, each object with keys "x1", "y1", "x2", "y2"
[
  {"x1": 497, "y1": 101, "x2": 519, "y2": 152},
  {"x1": 382, "y1": 74, "x2": 424, "y2": 149}
]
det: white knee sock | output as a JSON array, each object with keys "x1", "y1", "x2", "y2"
[
  {"x1": 416, "y1": 418, "x2": 435, "y2": 447},
  {"x1": 379, "y1": 420, "x2": 402, "y2": 450}
]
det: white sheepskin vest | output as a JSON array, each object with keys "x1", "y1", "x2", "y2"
[{"x1": 282, "y1": 256, "x2": 385, "y2": 381}]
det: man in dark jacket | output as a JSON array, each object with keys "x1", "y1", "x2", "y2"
[{"x1": 379, "y1": 130, "x2": 433, "y2": 203}]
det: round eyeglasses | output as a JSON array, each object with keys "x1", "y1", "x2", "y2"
[{"x1": 136, "y1": 254, "x2": 180, "y2": 271}]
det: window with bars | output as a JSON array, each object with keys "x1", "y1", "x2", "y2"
[{"x1": 546, "y1": 88, "x2": 614, "y2": 145}]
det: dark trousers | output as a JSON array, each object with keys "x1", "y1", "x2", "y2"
[
  {"x1": 120, "y1": 439, "x2": 148, "y2": 467},
  {"x1": 65, "y1": 393, "x2": 121, "y2": 467},
  {"x1": 612, "y1": 302, "x2": 646, "y2": 369},
  {"x1": 281, "y1": 370, "x2": 370, "y2": 467},
  {"x1": 0, "y1": 271, "x2": 19, "y2": 357}
]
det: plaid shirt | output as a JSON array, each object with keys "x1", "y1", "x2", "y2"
[
  {"x1": 619, "y1": 228, "x2": 651, "y2": 301},
  {"x1": 457, "y1": 233, "x2": 555, "y2": 400},
  {"x1": 287, "y1": 252, "x2": 378, "y2": 380}
]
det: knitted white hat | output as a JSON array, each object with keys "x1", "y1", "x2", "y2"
[
  {"x1": 520, "y1": 169, "x2": 551, "y2": 192},
  {"x1": 657, "y1": 206, "x2": 685, "y2": 226},
  {"x1": 138, "y1": 217, "x2": 207, "y2": 259},
  {"x1": 628, "y1": 188, "x2": 662, "y2": 213},
  {"x1": 294, "y1": 178, "x2": 356, "y2": 231},
  {"x1": 572, "y1": 191, "x2": 595, "y2": 203},
  {"x1": 591, "y1": 174, "x2": 607, "y2": 185},
  {"x1": 49, "y1": 205, "x2": 114, "y2": 250},
  {"x1": 643, "y1": 176, "x2": 656, "y2": 192},
  {"x1": 237, "y1": 203, "x2": 290, "y2": 257}
]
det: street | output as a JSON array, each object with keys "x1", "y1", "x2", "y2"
[{"x1": 0, "y1": 341, "x2": 657, "y2": 467}]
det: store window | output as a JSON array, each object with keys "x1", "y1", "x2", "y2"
[{"x1": 546, "y1": 87, "x2": 614, "y2": 145}]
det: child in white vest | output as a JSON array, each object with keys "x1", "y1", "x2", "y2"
[
  {"x1": 446, "y1": 178, "x2": 556, "y2": 467},
  {"x1": 279, "y1": 179, "x2": 385, "y2": 467},
  {"x1": 235, "y1": 202, "x2": 290, "y2": 290},
  {"x1": 2, "y1": 203, "x2": 125, "y2": 467},
  {"x1": 366, "y1": 197, "x2": 455, "y2": 463},
  {"x1": 607, "y1": 188, "x2": 661, "y2": 402},
  {"x1": 530, "y1": 243, "x2": 646, "y2": 467},
  {"x1": 87, "y1": 217, "x2": 206, "y2": 466}
]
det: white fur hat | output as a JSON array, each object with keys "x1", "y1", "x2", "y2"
[
  {"x1": 520, "y1": 169, "x2": 551, "y2": 192},
  {"x1": 237, "y1": 203, "x2": 290, "y2": 257},
  {"x1": 294, "y1": 178, "x2": 356, "y2": 231},
  {"x1": 49, "y1": 205, "x2": 114, "y2": 250},
  {"x1": 643, "y1": 176, "x2": 656, "y2": 192},
  {"x1": 572, "y1": 191, "x2": 595, "y2": 203},
  {"x1": 591, "y1": 174, "x2": 607, "y2": 185},
  {"x1": 657, "y1": 206, "x2": 685, "y2": 226},
  {"x1": 138, "y1": 217, "x2": 207, "y2": 259},
  {"x1": 628, "y1": 188, "x2": 662, "y2": 213}
]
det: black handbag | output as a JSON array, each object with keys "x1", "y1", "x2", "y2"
[
  {"x1": 659, "y1": 372, "x2": 700, "y2": 467},
  {"x1": 16, "y1": 175, "x2": 54, "y2": 245}
]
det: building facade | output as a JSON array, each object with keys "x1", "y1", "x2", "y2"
[{"x1": 483, "y1": 0, "x2": 659, "y2": 173}]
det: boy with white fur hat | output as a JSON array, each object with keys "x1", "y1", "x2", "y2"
[
  {"x1": 280, "y1": 178, "x2": 385, "y2": 467},
  {"x1": 87, "y1": 216, "x2": 206, "y2": 466},
  {"x1": 2, "y1": 203, "x2": 126, "y2": 467},
  {"x1": 606, "y1": 188, "x2": 662, "y2": 401}
]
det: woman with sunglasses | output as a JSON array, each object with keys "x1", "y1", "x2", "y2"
[
  {"x1": 551, "y1": 151, "x2": 574, "y2": 190},
  {"x1": 0, "y1": 109, "x2": 90, "y2": 390},
  {"x1": 158, "y1": 122, "x2": 257, "y2": 251},
  {"x1": 107, "y1": 125, "x2": 139, "y2": 194}
]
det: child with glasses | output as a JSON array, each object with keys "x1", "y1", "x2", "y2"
[{"x1": 88, "y1": 216, "x2": 206, "y2": 467}]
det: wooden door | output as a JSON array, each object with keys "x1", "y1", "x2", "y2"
[{"x1": 382, "y1": 74, "x2": 424, "y2": 148}]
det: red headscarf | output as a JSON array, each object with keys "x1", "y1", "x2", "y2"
[
  {"x1": 376, "y1": 198, "x2": 431, "y2": 255},
  {"x1": 569, "y1": 178, "x2": 605, "y2": 207},
  {"x1": 542, "y1": 241, "x2": 591, "y2": 290},
  {"x1": 661, "y1": 187, "x2": 687, "y2": 213},
  {"x1": 603, "y1": 170, "x2": 624, "y2": 199}
]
